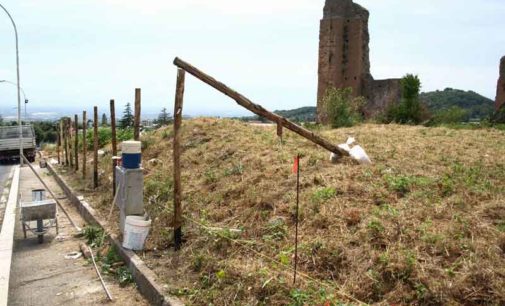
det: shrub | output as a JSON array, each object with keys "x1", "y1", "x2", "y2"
[
  {"x1": 431, "y1": 106, "x2": 469, "y2": 125},
  {"x1": 84, "y1": 127, "x2": 134, "y2": 150},
  {"x1": 323, "y1": 87, "x2": 364, "y2": 128}
]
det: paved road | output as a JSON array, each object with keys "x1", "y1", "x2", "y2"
[{"x1": 7, "y1": 164, "x2": 148, "y2": 306}]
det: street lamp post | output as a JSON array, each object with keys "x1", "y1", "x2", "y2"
[
  {"x1": 0, "y1": 80, "x2": 28, "y2": 120},
  {"x1": 0, "y1": 4, "x2": 23, "y2": 165}
]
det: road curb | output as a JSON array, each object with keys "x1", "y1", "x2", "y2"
[
  {"x1": 46, "y1": 162, "x2": 184, "y2": 306},
  {"x1": 0, "y1": 166, "x2": 20, "y2": 306}
]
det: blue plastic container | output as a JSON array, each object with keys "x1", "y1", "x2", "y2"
[
  {"x1": 121, "y1": 141, "x2": 142, "y2": 169},
  {"x1": 122, "y1": 153, "x2": 141, "y2": 169}
]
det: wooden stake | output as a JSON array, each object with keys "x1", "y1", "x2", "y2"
[
  {"x1": 93, "y1": 106, "x2": 99, "y2": 189},
  {"x1": 134, "y1": 88, "x2": 141, "y2": 141},
  {"x1": 82, "y1": 111, "x2": 87, "y2": 179},
  {"x1": 173, "y1": 57, "x2": 348, "y2": 157},
  {"x1": 294, "y1": 154, "x2": 300, "y2": 285},
  {"x1": 110, "y1": 99, "x2": 118, "y2": 197},
  {"x1": 68, "y1": 118, "x2": 73, "y2": 169},
  {"x1": 173, "y1": 69, "x2": 185, "y2": 250},
  {"x1": 56, "y1": 122, "x2": 61, "y2": 164},
  {"x1": 64, "y1": 118, "x2": 69, "y2": 166},
  {"x1": 277, "y1": 121, "x2": 283, "y2": 143},
  {"x1": 74, "y1": 114, "x2": 79, "y2": 171}
]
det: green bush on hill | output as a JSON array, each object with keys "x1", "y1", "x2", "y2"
[
  {"x1": 323, "y1": 87, "x2": 365, "y2": 128},
  {"x1": 384, "y1": 74, "x2": 428, "y2": 124},
  {"x1": 421, "y1": 88, "x2": 494, "y2": 120}
]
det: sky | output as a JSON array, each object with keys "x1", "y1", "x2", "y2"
[{"x1": 0, "y1": 0, "x2": 504, "y2": 119}]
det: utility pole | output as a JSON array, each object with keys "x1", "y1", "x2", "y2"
[{"x1": 0, "y1": 4, "x2": 23, "y2": 165}]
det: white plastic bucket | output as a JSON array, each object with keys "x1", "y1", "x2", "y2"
[
  {"x1": 121, "y1": 141, "x2": 142, "y2": 154},
  {"x1": 122, "y1": 216, "x2": 151, "y2": 251}
]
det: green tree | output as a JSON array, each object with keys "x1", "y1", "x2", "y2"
[
  {"x1": 323, "y1": 87, "x2": 364, "y2": 128},
  {"x1": 120, "y1": 103, "x2": 134, "y2": 129},
  {"x1": 101, "y1": 113, "x2": 108, "y2": 126},
  {"x1": 0, "y1": 114, "x2": 3, "y2": 126},
  {"x1": 385, "y1": 74, "x2": 427, "y2": 124},
  {"x1": 155, "y1": 107, "x2": 172, "y2": 126}
]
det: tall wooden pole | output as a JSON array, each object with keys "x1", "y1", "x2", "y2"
[
  {"x1": 110, "y1": 99, "x2": 118, "y2": 197},
  {"x1": 64, "y1": 118, "x2": 69, "y2": 166},
  {"x1": 134, "y1": 88, "x2": 141, "y2": 141},
  {"x1": 74, "y1": 114, "x2": 79, "y2": 171},
  {"x1": 173, "y1": 57, "x2": 349, "y2": 157},
  {"x1": 56, "y1": 122, "x2": 61, "y2": 164},
  {"x1": 83, "y1": 111, "x2": 87, "y2": 179},
  {"x1": 93, "y1": 106, "x2": 99, "y2": 189},
  {"x1": 173, "y1": 69, "x2": 185, "y2": 250},
  {"x1": 293, "y1": 154, "x2": 300, "y2": 285},
  {"x1": 68, "y1": 118, "x2": 73, "y2": 169}
]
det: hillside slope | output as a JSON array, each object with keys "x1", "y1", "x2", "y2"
[
  {"x1": 420, "y1": 88, "x2": 495, "y2": 120},
  {"x1": 56, "y1": 119, "x2": 505, "y2": 305}
]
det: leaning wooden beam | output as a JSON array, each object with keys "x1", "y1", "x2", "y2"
[
  {"x1": 173, "y1": 57, "x2": 348, "y2": 157},
  {"x1": 173, "y1": 69, "x2": 185, "y2": 250}
]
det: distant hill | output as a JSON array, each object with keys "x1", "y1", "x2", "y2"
[
  {"x1": 240, "y1": 106, "x2": 317, "y2": 123},
  {"x1": 274, "y1": 106, "x2": 317, "y2": 122},
  {"x1": 420, "y1": 88, "x2": 494, "y2": 120},
  {"x1": 240, "y1": 88, "x2": 494, "y2": 123}
]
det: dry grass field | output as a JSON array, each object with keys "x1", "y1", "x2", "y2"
[{"x1": 53, "y1": 118, "x2": 505, "y2": 305}]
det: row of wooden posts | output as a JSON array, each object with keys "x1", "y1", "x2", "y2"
[
  {"x1": 54, "y1": 58, "x2": 347, "y2": 252},
  {"x1": 56, "y1": 89, "x2": 142, "y2": 197}
]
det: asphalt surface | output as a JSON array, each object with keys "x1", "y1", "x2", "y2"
[{"x1": 8, "y1": 164, "x2": 148, "y2": 306}]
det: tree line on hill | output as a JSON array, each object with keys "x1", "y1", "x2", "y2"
[
  {"x1": 0, "y1": 104, "x2": 174, "y2": 145},
  {"x1": 241, "y1": 77, "x2": 503, "y2": 128}
]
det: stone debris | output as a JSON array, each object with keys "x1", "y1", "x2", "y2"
[
  {"x1": 64, "y1": 251, "x2": 82, "y2": 260},
  {"x1": 80, "y1": 243, "x2": 92, "y2": 259}
]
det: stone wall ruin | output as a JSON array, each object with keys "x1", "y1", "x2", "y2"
[
  {"x1": 496, "y1": 56, "x2": 505, "y2": 111},
  {"x1": 317, "y1": 0, "x2": 401, "y2": 123}
]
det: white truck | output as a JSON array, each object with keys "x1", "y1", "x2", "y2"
[{"x1": 0, "y1": 125, "x2": 36, "y2": 163}]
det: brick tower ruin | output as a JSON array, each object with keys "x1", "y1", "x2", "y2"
[
  {"x1": 496, "y1": 56, "x2": 505, "y2": 111},
  {"x1": 317, "y1": 0, "x2": 401, "y2": 123}
]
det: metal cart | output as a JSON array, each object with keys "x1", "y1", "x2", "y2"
[{"x1": 20, "y1": 189, "x2": 58, "y2": 243}]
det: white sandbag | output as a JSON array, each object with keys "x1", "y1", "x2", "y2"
[{"x1": 349, "y1": 145, "x2": 372, "y2": 165}]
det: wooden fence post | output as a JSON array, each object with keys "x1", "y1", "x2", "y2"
[
  {"x1": 173, "y1": 69, "x2": 185, "y2": 250},
  {"x1": 93, "y1": 106, "x2": 99, "y2": 189},
  {"x1": 134, "y1": 88, "x2": 141, "y2": 141},
  {"x1": 57, "y1": 122, "x2": 61, "y2": 164},
  {"x1": 83, "y1": 111, "x2": 87, "y2": 179},
  {"x1": 110, "y1": 99, "x2": 118, "y2": 197},
  {"x1": 68, "y1": 118, "x2": 74, "y2": 169},
  {"x1": 74, "y1": 114, "x2": 79, "y2": 171},
  {"x1": 64, "y1": 118, "x2": 69, "y2": 166}
]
